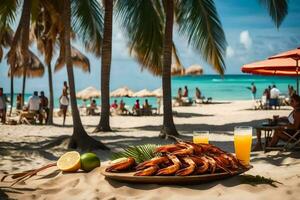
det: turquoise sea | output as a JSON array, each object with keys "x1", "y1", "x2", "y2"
[{"x1": 7, "y1": 75, "x2": 298, "y2": 108}]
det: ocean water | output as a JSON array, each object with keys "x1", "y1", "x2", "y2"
[{"x1": 7, "y1": 75, "x2": 297, "y2": 108}]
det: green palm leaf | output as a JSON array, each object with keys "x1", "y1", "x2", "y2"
[
  {"x1": 111, "y1": 144, "x2": 159, "y2": 164},
  {"x1": 259, "y1": 0, "x2": 288, "y2": 28},
  {"x1": 0, "y1": 0, "x2": 18, "y2": 27},
  {"x1": 175, "y1": 0, "x2": 227, "y2": 75},
  {"x1": 115, "y1": 0, "x2": 164, "y2": 76},
  {"x1": 71, "y1": 0, "x2": 103, "y2": 57}
]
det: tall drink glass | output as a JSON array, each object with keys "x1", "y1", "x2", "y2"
[
  {"x1": 234, "y1": 126, "x2": 252, "y2": 166},
  {"x1": 193, "y1": 131, "x2": 209, "y2": 144}
]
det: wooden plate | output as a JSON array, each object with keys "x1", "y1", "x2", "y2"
[{"x1": 101, "y1": 165, "x2": 252, "y2": 185}]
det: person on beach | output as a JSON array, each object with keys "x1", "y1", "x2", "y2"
[
  {"x1": 270, "y1": 85, "x2": 280, "y2": 109},
  {"x1": 39, "y1": 91, "x2": 49, "y2": 124},
  {"x1": 16, "y1": 93, "x2": 22, "y2": 110},
  {"x1": 263, "y1": 88, "x2": 270, "y2": 109},
  {"x1": 27, "y1": 91, "x2": 41, "y2": 123},
  {"x1": 28, "y1": 91, "x2": 41, "y2": 113},
  {"x1": 247, "y1": 82, "x2": 257, "y2": 100},
  {"x1": 59, "y1": 82, "x2": 69, "y2": 126},
  {"x1": 183, "y1": 86, "x2": 189, "y2": 97},
  {"x1": 195, "y1": 87, "x2": 202, "y2": 99},
  {"x1": 133, "y1": 99, "x2": 141, "y2": 115},
  {"x1": 87, "y1": 99, "x2": 97, "y2": 115},
  {"x1": 0, "y1": 88, "x2": 7, "y2": 124},
  {"x1": 142, "y1": 99, "x2": 151, "y2": 115},
  {"x1": 288, "y1": 85, "x2": 296, "y2": 97},
  {"x1": 111, "y1": 100, "x2": 118, "y2": 109},
  {"x1": 268, "y1": 94, "x2": 300, "y2": 147},
  {"x1": 157, "y1": 98, "x2": 161, "y2": 115},
  {"x1": 177, "y1": 88, "x2": 182, "y2": 99},
  {"x1": 118, "y1": 99, "x2": 128, "y2": 115},
  {"x1": 80, "y1": 99, "x2": 87, "y2": 108}
]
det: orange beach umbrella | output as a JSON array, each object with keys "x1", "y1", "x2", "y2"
[{"x1": 241, "y1": 47, "x2": 300, "y2": 94}]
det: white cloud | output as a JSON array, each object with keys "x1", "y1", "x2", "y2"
[
  {"x1": 239, "y1": 30, "x2": 252, "y2": 50},
  {"x1": 226, "y1": 46, "x2": 235, "y2": 58}
]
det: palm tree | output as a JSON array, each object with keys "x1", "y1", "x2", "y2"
[
  {"x1": 4, "y1": 0, "x2": 31, "y2": 107},
  {"x1": 1, "y1": 0, "x2": 108, "y2": 150},
  {"x1": 94, "y1": 0, "x2": 113, "y2": 132},
  {"x1": 0, "y1": 27, "x2": 13, "y2": 115},
  {"x1": 62, "y1": 0, "x2": 109, "y2": 150},
  {"x1": 116, "y1": 0, "x2": 288, "y2": 138},
  {"x1": 30, "y1": 6, "x2": 56, "y2": 125}
]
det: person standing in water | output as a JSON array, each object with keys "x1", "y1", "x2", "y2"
[
  {"x1": 59, "y1": 81, "x2": 69, "y2": 126},
  {"x1": 247, "y1": 82, "x2": 257, "y2": 100}
]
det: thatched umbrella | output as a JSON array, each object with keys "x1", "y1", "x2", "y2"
[
  {"x1": 0, "y1": 27, "x2": 13, "y2": 62},
  {"x1": 110, "y1": 86, "x2": 134, "y2": 97},
  {"x1": 8, "y1": 50, "x2": 45, "y2": 78},
  {"x1": 185, "y1": 64, "x2": 203, "y2": 75},
  {"x1": 76, "y1": 86, "x2": 101, "y2": 100},
  {"x1": 171, "y1": 63, "x2": 185, "y2": 76},
  {"x1": 55, "y1": 46, "x2": 90, "y2": 73},
  {"x1": 152, "y1": 88, "x2": 163, "y2": 97},
  {"x1": 7, "y1": 49, "x2": 45, "y2": 110},
  {"x1": 133, "y1": 89, "x2": 155, "y2": 97}
]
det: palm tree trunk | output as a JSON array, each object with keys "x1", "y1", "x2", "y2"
[
  {"x1": 160, "y1": 0, "x2": 178, "y2": 138},
  {"x1": 20, "y1": 0, "x2": 31, "y2": 107},
  {"x1": 62, "y1": 0, "x2": 109, "y2": 150},
  {"x1": 10, "y1": 69, "x2": 14, "y2": 116},
  {"x1": 21, "y1": 67, "x2": 27, "y2": 107},
  {"x1": 47, "y1": 63, "x2": 54, "y2": 125},
  {"x1": 94, "y1": 0, "x2": 113, "y2": 132}
]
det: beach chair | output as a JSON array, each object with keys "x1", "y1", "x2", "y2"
[
  {"x1": 19, "y1": 112, "x2": 37, "y2": 125},
  {"x1": 282, "y1": 130, "x2": 300, "y2": 151},
  {"x1": 181, "y1": 97, "x2": 193, "y2": 106},
  {"x1": 264, "y1": 129, "x2": 300, "y2": 152}
]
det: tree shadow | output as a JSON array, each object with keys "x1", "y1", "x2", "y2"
[
  {"x1": 133, "y1": 119, "x2": 266, "y2": 132},
  {"x1": 105, "y1": 174, "x2": 245, "y2": 191},
  {"x1": 173, "y1": 112, "x2": 214, "y2": 118},
  {"x1": 0, "y1": 188, "x2": 11, "y2": 200},
  {"x1": 251, "y1": 151, "x2": 300, "y2": 166},
  {"x1": 242, "y1": 108, "x2": 291, "y2": 111}
]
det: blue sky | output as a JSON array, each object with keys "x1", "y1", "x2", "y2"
[{"x1": 1, "y1": 0, "x2": 300, "y2": 94}]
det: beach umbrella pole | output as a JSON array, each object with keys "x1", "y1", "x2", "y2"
[
  {"x1": 297, "y1": 60, "x2": 299, "y2": 95},
  {"x1": 297, "y1": 76, "x2": 299, "y2": 95}
]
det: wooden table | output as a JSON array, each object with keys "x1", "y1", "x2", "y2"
[{"x1": 254, "y1": 123, "x2": 287, "y2": 151}]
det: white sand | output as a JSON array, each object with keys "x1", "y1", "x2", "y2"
[{"x1": 1, "y1": 100, "x2": 299, "y2": 200}]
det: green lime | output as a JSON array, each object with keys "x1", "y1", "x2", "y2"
[{"x1": 80, "y1": 152, "x2": 101, "y2": 172}]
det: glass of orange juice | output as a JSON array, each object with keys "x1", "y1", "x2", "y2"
[
  {"x1": 234, "y1": 126, "x2": 252, "y2": 166},
  {"x1": 193, "y1": 131, "x2": 209, "y2": 144}
]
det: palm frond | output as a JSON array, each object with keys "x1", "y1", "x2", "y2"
[
  {"x1": 0, "y1": 47, "x2": 3, "y2": 62},
  {"x1": 9, "y1": 49, "x2": 45, "y2": 78},
  {"x1": 0, "y1": 0, "x2": 18, "y2": 27},
  {"x1": 240, "y1": 174, "x2": 282, "y2": 188},
  {"x1": 0, "y1": 26, "x2": 13, "y2": 47},
  {"x1": 111, "y1": 144, "x2": 159, "y2": 164},
  {"x1": 30, "y1": 0, "x2": 41, "y2": 23},
  {"x1": 259, "y1": 0, "x2": 288, "y2": 28},
  {"x1": 175, "y1": 0, "x2": 227, "y2": 75},
  {"x1": 115, "y1": 0, "x2": 164, "y2": 76},
  {"x1": 71, "y1": 0, "x2": 103, "y2": 57},
  {"x1": 172, "y1": 42, "x2": 182, "y2": 69},
  {"x1": 54, "y1": 46, "x2": 90, "y2": 73}
]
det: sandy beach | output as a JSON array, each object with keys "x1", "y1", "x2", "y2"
[{"x1": 1, "y1": 100, "x2": 300, "y2": 200}]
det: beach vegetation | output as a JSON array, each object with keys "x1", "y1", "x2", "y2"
[
  {"x1": 112, "y1": 144, "x2": 159, "y2": 164},
  {"x1": 94, "y1": 0, "x2": 113, "y2": 132}
]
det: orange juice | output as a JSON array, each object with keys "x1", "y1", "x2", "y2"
[
  {"x1": 234, "y1": 134, "x2": 252, "y2": 166},
  {"x1": 193, "y1": 135, "x2": 209, "y2": 144}
]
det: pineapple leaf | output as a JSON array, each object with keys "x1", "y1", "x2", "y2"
[{"x1": 111, "y1": 144, "x2": 160, "y2": 164}]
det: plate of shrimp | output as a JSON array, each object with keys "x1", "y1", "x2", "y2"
[{"x1": 102, "y1": 141, "x2": 252, "y2": 184}]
